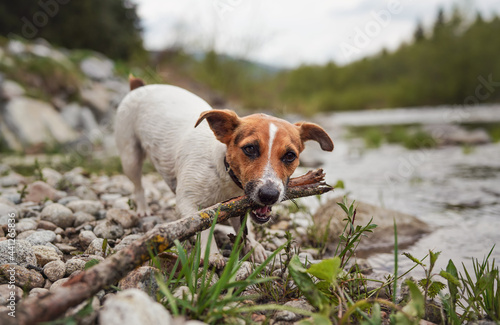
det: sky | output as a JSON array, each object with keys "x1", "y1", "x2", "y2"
[{"x1": 132, "y1": 0, "x2": 498, "y2": 67}]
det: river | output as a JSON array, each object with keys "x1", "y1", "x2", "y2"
[{"x1": 303, "y1": 105, "x2": 500, "y2": 277}]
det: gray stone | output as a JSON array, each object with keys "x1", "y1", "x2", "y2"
[
  {"x1": 80, "y1": 56, "x2": 114, "y2": 80},
  {"x1": 118, "y1": 266, "x2": 159, "y2": 297},
  {"x1": 65, "y1": 258, "x2": 87, "y2": 276},
  {"x1": 84, "y1": 238, "x2": 112, "y2": 257},
  {"x1": 0, "y1": 172, "x2": 25, "y2": 187},
  {"x1": 50, "y1": 278, "x2": 69, "y2": 292},
  {"x1": 0, "y1": 284, "x2": 23, "y2": 305},
  {"x1": 43, "y1": 260, "x2": 66, "y2": 282},
  {"x1": 107, "y1": 208, "x2": 138, "y2": 229},
  {"x1": 58, "y1": 196, "x2": 81, "y2": 206},
  {"x1": 74, "y1": 185, "x2": 98, "y2": 201},
  {"x1": 0, "y1": 203, "x2": 18, "y2": 226},
  {"x1": 2, "y1": 97, "x2": 77, "y2": 149},
  {"x1": 0, "y1": 264, "x2": 44, "y2": 289},
  {"x1": 0, "y1": 240, "x2": 36, "y2": 267},
  {"x1": 79, "y1": 230, "x2": 98, "y2": 248},
  {"x1": 313, "y1": 197, "x2": 430, "y2": 252},
  {"x1": 41, "y1": 168, "x2": 63, "y2": 188},
  {"x1": 114, "y1": 234, "x2": 142, "y2": 251},
  {"x1": 98, "y1": 289, "x2": 172, "y2": 325},
  {"x1": 93, "y1": 220, "x2": 124, "y2": 240},
  {"x1": 274, "y1": 300, "x2": 315, "y2": 322},
  {"x1": 0, "y1": 80, "x2": 25, "y2": 100},
  {"x1": 16, "y1": 218, "x2": 38, "y2": 233},
  {"x1": 67, "y1": 200, "x2": 102, "y2": 216},
  {"x1": 73, "y1": 211, "x2": 96, "y2": 227},
  {"x1": 32, "y1": 245, "x2": 61, "y2": 266},
  {"x1": 0, "y1": 192, "x2": 21, "y2": 205},
  {"x1": 25, "y1": 230, "x2": 57, "y2": 245},
  {"x1": 28, "y1": 287, "x2": 49, "y2": 298},
  {"x1": 25, "y1": 181, "x2": 64, "y2": 203},
  {"x1": 81, "y1": 83, "x2": 112, "y2": 115},
  {"x1": 234, "y1": 261, "x2": 253, "y2": 281}
]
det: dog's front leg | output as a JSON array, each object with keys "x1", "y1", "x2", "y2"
[
  {"x1": 200, "y1": 229, "x2": 226, "y2": 269},
  {"x1": 230, "y1": 217, "x2": 268, "y2": 263}
]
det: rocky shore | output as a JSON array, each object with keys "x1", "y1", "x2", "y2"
[{"x1": 0, "y1": 161, "x2": 433, "y2": 324}]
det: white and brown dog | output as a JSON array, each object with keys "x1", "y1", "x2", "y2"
[{"x1": 115, "y1": 77, "x2": 333, "y2": 267}]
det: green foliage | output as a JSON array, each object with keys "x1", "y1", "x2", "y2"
[
  {"x1": 349, "y1": 125, "x2": 438, "y2": 150},
  {"x1": 276, "y1": 9, "x2": 500, "y2": 113},
  {"x1": 84, "y1": 259, "x2": 100, "y2": 270},
  {"x1": 0, "y1": 0, "x2": 144, "y2": 60},
  {"x1": 156, "y1": 213, "x2": 294, "y2": 324}
]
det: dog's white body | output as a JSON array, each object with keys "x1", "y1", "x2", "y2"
[
  {"x1": 116, "y1": 85, "x2": 243, "y2": 214},
  {"x1": 116, "y1": 84, "x2": 259, "y2": 265}
]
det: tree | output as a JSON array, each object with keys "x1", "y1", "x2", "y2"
[{"x1": 0, "y1": 0, "x2": 144, "y2": 60}]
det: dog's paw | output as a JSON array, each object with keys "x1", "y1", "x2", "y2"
[
  {"x1": 207, "y1": 252, "x2": 226, "y2": 269},
  {"x1": 136, "y1": 208, "x2": 152, "y2": 217},
  {"x1": 244, "y1": 240, "x2": 269, "y2": 264}
]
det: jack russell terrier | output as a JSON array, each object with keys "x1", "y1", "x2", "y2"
[{"x1": 115, "y1": 77, "x2": 334, "y2": 267}]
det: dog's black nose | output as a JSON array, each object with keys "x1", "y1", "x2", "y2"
[{"x1": 258, "y1": 185, "x2": 280, "y2": 205}]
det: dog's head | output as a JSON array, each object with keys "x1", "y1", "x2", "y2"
[{"x1": 195, "y1": 109, "x2": 333, "y2": 224}]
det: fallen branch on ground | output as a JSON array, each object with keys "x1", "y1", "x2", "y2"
[{"x1": 3, "y1": 169, "x2": 332, "y2": 325}]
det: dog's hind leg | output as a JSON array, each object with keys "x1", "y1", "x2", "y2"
[{"x1": 119, "y1": 141, "x2": 149, "y2": 216}]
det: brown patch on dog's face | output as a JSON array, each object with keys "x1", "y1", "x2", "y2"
[{"x1": 196, "y1": 111, "x2": 334, "y2": 212}]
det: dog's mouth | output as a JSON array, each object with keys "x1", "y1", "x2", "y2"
[{"x1": 250, "y1": 206, "x2": 272, "y2": 224}]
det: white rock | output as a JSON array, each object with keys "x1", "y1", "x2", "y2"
[
  {"x1": 99, "y1": 289, "x2": 172, "y2": 325},
  {"x1": 1, "y1": 80, "x2": 25, "y2": 99},
  {"x1": 2, "y1": 97, "x2": 77, "y2": 147},
  {"x1": 67, "y1": 200, "x2": 102, "y2": 215},
  {"x1": 40, "y1": 203, "x2": 75, "y2": 228},
  {"x1": 80, "y1": 56, "x2": 114, "y2": 80}
]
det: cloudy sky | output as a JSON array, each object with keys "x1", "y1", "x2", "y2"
[{"x1": 132, "y1": 0, "x2": 498, "y2": 67}]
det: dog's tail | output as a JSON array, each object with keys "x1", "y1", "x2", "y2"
[{"x1": 129, "y1": 74, "x2": 146, "y2": 91}]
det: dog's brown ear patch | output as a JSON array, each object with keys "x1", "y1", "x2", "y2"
[
  {"x1": 295, "y1": 122, "x2": 334, "y2": 151},
  {"x1": 195, "y1": 110, "x2": 240, "y2": 144},
  {"x1": 129, "y1": 75, "x2": 146, "y2": 91}
]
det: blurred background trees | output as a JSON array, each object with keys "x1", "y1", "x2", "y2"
[{"x1": 0, "y1": 0, "x2": 144, "y2": 60}]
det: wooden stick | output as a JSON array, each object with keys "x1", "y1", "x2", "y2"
[{"x1": 3, "y1": 169, "x2": 332, "y2": 325}]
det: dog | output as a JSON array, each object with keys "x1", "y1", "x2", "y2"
[{"x1": 115, "y1": 77, "x2": 334, "y2": 267}]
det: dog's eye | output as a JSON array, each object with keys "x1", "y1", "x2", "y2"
[
  {"x1": 242, "y1": 145, "x2": 259, "y2": 158},
  {"x1": 282, "y1": 151, "x2": 297, "y2": 164}
]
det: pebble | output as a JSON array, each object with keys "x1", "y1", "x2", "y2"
[
  {"x1": 0, "y1": 203, "x2": 18, "y2": 226},
  {"x1": 28, "y1": 287, "x2": 50, "y2": 298},
  {"x1": 32, "y1": 245, "x2": 61, "y2": 266},
  {"x1": 73, "y1": 211, "x2": 96, "y2": 227},
  {"x1": 118, "y1": 266, "x2": 159, "y2": 297},
  {"x1": 93, "y1": 220, "x2": 124, "y2": 239},
  {"x1": 58, "y1": 196, "x2": 80, "y2": 206},
  {"x1": 43, "y1": 260, "x2": 66, "y2": 282},
  {"x1": 37, "y1": 220, "x2": 58, "y2": 231},
  {"x1": 99, "y1": 289, "x2": 173, "y2": 325},
  {"x1": 74, "y1": 185, "x2": 99, "y2": 201},
  {"x1": 0, "y1": 264, "x2": 45, "y2": 289},
  {"x1": 234, "y1": 261, "x2": 253, "y2": 281},
  {"x1": 25, "y1": 181, "x2": 65, "y2": 203},
  {"x1": 0, "y1": 239, "x2": 37, "y2": 267},
  {"x1": 65, "y1": 258, "x2": 88, "y2": 276},
  {"x1": 0, "y1": 284, "x2": 23, "y2": 305},
  {"x1": 274, "y1": 300, "x2": 315, "y2": 322},
  {"x1": 79, "y1": 230, "x2": 98, "y2": 248},
  {"x1": 84, "y1": 238, "x2": 112, "y2": 257},
  {"x1": 67, "y1": 200, "x2": 102, "y2": 216},
  {"x1": 113, "y1": 234, "x2": 142, "y2": 251},
  {"x1": 107, "y1": 208, "x2": 138, "y2": 229},
  {"x1": 26, "y1": 230, "x2": 57, "y2": 245},
  {"x1": 40, "y1": 203, "x2": 75, "y2": 228},
  {"x1": 41, "y1": 168, "x2": 63, "y2": 188},
  {"x1": 50, "y1": 278, "x2": 69, "y2": 292},
  {"x1": 16, "y1": 218, "x2": 38, "y2": 232}
]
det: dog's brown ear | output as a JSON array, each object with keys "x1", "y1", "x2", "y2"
[
  {"x1": 295, "y1": 122, "x2": 334, "y2": 151},
  {"x1": 195, "y1": 109, "x2": 240, "y2": 144}
]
